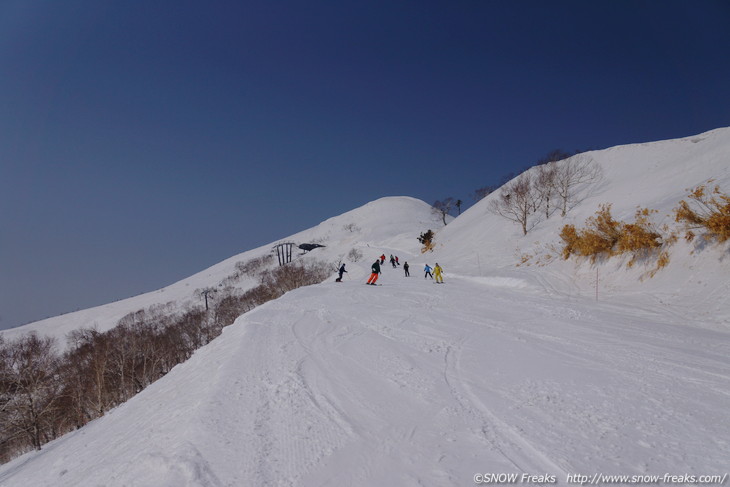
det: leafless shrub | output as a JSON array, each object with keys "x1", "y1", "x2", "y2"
[
  {"x1": 347, "y1": 248, "x2": 363, "y2": 262},
  {"x1": 222, "y1": 255, "x2": 276, "y2": 287},
  {"x1": 260, "y1": 261, "x2": 330, "y2": 297},
  {"x1": 343, "y1": 223, "x2": 360, "y2": 233},
  {"x1": 237, "y1": 254, "x2": 274, "y2": 276}
]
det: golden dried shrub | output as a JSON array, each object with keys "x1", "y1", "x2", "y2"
[
  {"x1": 675, "y1": 183, "x2": 730, "y2": 242},
  {"x1": 559, "y1": 224, "x2": 579, "y2": 259},
  {"x1": 560, "y1": 204, "x2": 666, "y2": 268},
  {"x1": 560, "y1": 204, "x2": 621, "y2": 262},
  {"x1": 618, "y1": 208, "x2": 663, "y2": 267}
]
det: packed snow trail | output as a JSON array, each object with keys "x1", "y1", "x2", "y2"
[{"x1": 1, "y1": 269, "x2": 728, "y2": 486}]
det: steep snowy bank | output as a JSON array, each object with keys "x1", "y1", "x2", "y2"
[{"x1": 432, "y1": 127, "x2": 730, "y2": 326}]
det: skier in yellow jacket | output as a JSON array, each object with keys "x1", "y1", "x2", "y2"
[{"x1": 434, "y1": 263, "x2": 444, "y2": 283}]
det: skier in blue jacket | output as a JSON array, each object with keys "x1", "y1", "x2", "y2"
[{"x1": 424, "y1": 264, "x2": 433, "y2": 279}]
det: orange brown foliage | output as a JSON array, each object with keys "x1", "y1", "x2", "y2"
[
  {"x1": 560, "y1": 204, "x2": 665, "y2": 268},
  {"x1": 675, "y1": 183, "x2": 730, "y2": 242}
]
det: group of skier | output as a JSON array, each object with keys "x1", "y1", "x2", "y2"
[
  {"x1": 365, "y1": 257, "x2": 443, "y2": 285},
  {"x1": 424, "y1": 263, "x2": 444, "y2": 283},
  {"x1": 336, "y1": 253, "x2": 444, "y2": 286},
  {"x1": 379, "y1": 253, "x2": 401, "y2": 268}
]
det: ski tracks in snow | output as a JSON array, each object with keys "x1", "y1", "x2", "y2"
[
  {"x1": 251, "y1": 279, "x2": 573, "y2": 485},
  {"x1": 443, "y1": 338, "x2": 569, "y2": 479},
  {"x1": 3, "y1": 269, "x2": 727, "y2": 487},
  {"x1": 212, "y1": 306, "x2": 357, "y2": 486},
  {"x1": 194, "y1": 274, "x2": 729, "y2": 485}
]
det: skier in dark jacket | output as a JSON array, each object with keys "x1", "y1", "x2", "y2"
[
  {"x1": 336, "y1": 263, "x2": 347, "y2": 282},
  {"x1": 367, "y1": 259, "x2": 381, "y2": 285},
  {"x1": 403, "y1": 261, "x2": 410, "y2": 277}
]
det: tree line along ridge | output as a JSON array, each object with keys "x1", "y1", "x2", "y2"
[{"x1": 0, "y1": 257, "x2": 331, "y2": 463}]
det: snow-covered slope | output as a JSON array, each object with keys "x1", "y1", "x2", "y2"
[
  {"x1": 431, "y1": 126, "x2": 730, "y2": 328},
  {"x1": 1, "y1": 196, "x2": 445, "y2": 348},
  {"x1": 1, "y1": 263, "x2": 728, "y2": 486},
  {"x1": 1, "y1": 128, "x2": 729, "y2": 486}
]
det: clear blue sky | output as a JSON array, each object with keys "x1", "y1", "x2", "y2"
[{"x1": 1, "y1": 1, "x2": 729, "y2": 330}]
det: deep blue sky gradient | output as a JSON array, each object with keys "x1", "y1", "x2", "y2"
[{"x1": 2, "y1": 1, "x2": 729, "y2": 329}]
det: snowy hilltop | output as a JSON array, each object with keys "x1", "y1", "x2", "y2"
[
  {"x1": 1, "y1": 128, "x2": 729, "y2": 486},
  {"x1": 1, "y1": 196, "x2": 445, "y2": 348}
]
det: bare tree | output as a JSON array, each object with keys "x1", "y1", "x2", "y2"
[
  {"x1": 176, "y1": 309, "x2": 208, "y2": 354},
  {"x1": 488, "y1": 172, "x2": 537, "y2": 235},
  {"x1": 2, "y1": 333, "x2": 61, "y2": 452},
  {"x1": 129, "y1": 320, "x2": 165, "y2": 392},
  {"x1": 347, "y1": 247, "x2": 363, "y2": 262},
  {"x1": 0, "y1": 335, "x2": 16, "y2": 461},
  {"x1": 472, "y1": 185, "x2": 496, "y2": 202},
  {"x1": 534, "y1": 162, "x2": 559, "y2": 219},
  {"x1": 0, "y1": 335, "x2": 9, "y2": 415},
  {"x1": 432, "y1": 197, "x2": 454, "y2": 225},
  {"x1": 0, "y1": 255, "x2": 336, "y2": 466},
  {"x1": 553, "y1": 155, "x2": 603, "y2": 216},
  {"x1": 60, "y1": 333, "x2": 97, "y2": 430},
  {"x1": 66, "y1": 328, "x2": 114, "y2": 417},
  {"x1": 537, "y1": 149, "x2": 572, "y2": 166}
]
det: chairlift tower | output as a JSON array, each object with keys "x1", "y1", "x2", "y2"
[{"x1": 274, "y1": 242, "x2": 294, "y2": 266}]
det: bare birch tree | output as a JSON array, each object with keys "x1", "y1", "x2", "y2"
[
  {"x1": 488, "y1": 172, "x2": 537, "y2": 235},
  {"x1": 554, "y1": 155, "x2": 602, "y2": 216},
  {"x1": 432, "y1": 197, "x2": 455, "y2": 225},
  {"x1": 472, "y1": 185, "x2": 497, "y2": 202},
  {"x1": 535, "y1": 162, "x2": 559, "y2": 219},
  {"x1": 2, "y1": 333, "x2": 61, "y2": 452}
]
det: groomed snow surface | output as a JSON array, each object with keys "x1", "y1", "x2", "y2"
[
  {"x1": 1, "y1": 268, "x2": 728, "y2": 486},
  {"x1": 1, "y1": 128, "x2": 729, "y2": 486}
]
